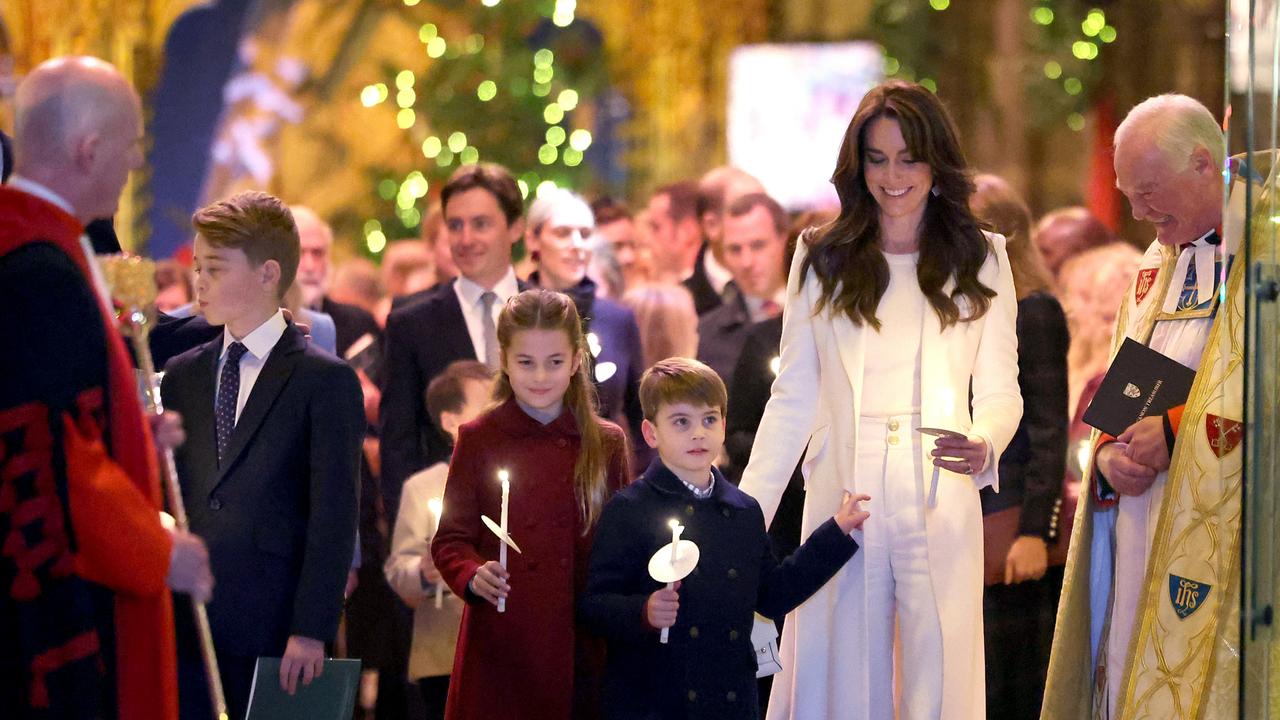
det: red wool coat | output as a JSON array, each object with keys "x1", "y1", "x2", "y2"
[{"x1": 432, "y1": 397, "x2": 630, "y2": 719}]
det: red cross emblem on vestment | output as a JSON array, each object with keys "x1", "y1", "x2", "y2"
[
  {"x1": 1135, "y1": 268, "x2": 1159, "y2": 304},
  {"x1": 1205, "y1": 413, "x2": 1242, "y2": 458}
]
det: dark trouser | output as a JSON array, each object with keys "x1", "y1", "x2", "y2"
[
  {"x1": 983, "y1": 566, "x2": 1065, "y2": 720},
  {"x1": 177, "y1": 649, "x2": 256, "y2": 720},
  {"x1": 417, "y1": 675, "x2": 449, "y2": 720}
]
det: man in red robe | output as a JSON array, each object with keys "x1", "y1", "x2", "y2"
[{"x1": 0, "y1": 56, "x2": 212, "y2": 720}]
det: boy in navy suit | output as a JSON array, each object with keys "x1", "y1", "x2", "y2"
[
  {"x1": 582, "y1": 358, "x2": 869, "y2": 719},
  {"x1": 161, "y1": 191, "x2": 364, "y2": 719}
]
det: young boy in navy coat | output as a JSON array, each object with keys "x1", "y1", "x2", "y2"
[{"x1": 582, "y1": 358, "x2": 869, "y2": 719}]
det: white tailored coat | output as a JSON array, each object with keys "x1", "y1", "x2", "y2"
[{"x1": 739, "y1": 232, "x2": 1023, "y2": 720}]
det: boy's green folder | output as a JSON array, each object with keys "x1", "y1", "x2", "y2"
[{"x1": 245, "y1": 657, "x2": 361, "y2": 719}]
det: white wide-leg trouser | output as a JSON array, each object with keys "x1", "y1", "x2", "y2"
[{"x1": 858, "y1": 414, "x2": 944, "y2": 720}]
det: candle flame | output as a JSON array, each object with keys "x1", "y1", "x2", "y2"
[
  {"x1": 498, "y1": 469, "x2": 510, "y2": 483},
  {"x1": 668, "y1": 518, "x2": 680, "y2": 530},
  {"x1": 769, "y1": 356, "x2": 781, "y2": 376}
]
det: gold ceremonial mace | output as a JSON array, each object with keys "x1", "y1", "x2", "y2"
[{"x1": 99, "y1": 255, "x2": 229, "y2": 720}]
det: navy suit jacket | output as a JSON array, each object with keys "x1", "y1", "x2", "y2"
[
  {"x1": 980, "y1": 291, "x2": 1069, "y2": 539},
  {"x1": 724, "y1": 316, "x2": 807, "y2": 561},
  {"x1": 320, "y1": 295, "x2": 381, "y2": 359},
  {"x1": 582, "y1": 461, "x2": 857, "y2": 719},
  {"x1": 682, "y1": 243, "x2": 723, "y2": 316},
  {"x1": 160, "y1": 322, "x2": 363, "y2": 657},
  {"x1": 696, "y1": 292, "x2": 753, "y2": 387}
]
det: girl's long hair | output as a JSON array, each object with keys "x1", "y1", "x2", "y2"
[
  {"x1": 494, "y1": 288, "x2": 611, "y2": 530},
  {"x1": 802, "y1": 80, "x2": 995, "y2": 329}
]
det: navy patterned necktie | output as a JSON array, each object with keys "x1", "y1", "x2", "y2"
[{"x1": 215, "y1": 341, "x2": 249, "y2": 466}]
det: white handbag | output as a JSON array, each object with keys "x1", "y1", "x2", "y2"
[{"x1": 752, "y1": 614, "x2": 782, "y2": 678}]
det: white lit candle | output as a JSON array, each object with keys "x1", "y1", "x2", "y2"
[
  {"x1": 498, "y1": 469, "x2": 510, "y2": 613},
  {"x1": 661, "y1": 519, "x2": 683, "y2": 644},
  {"x1": 669, "y1": 519, "x2": 683, "y2": 565},
  {"x1": 428, "y1": 497, "x2": 444, "y2": 609}
]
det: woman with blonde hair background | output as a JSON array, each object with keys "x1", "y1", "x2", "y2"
[{"x1": 620, "y1": 283, "x2": 700, "y2": 369}]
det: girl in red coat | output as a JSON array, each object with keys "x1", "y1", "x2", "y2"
[{"x1": 432, "y1": 288, "x2": 631, "y2": 719}]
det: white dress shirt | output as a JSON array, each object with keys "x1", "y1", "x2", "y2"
[
  {"x1": 678, "y1": 471, "x2": 716, "y2": 499},
  {"x1": 452, "y1": 268, "x2": 520, "y2": 362},
  {"x1": 215, "y1": 309, "x2": 288, "y2": 423},
  {"x1": 702, "y1": 248, "x2": 733, "y2": 296},
  {"x1": 1148, "y1": 229, "x2": 1223, "y2": 370}
]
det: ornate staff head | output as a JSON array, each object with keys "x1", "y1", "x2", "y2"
[{"x1": 98, "y1": 253, "x2": 158, "y2": 339}]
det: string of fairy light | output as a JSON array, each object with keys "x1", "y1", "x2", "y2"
[
  {"x1": 877, "y1": 1, "x2": 1116, "y2": 133},
  {"x1": 356, "y1": 0, "x2": 593, "y2": 255}
]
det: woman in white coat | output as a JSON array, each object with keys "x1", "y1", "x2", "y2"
[{"x1": 739, "y1": 81, "x2": 1022, "y2": 720}]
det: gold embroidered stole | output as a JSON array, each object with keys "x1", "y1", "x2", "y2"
[{"x1": 1106, "y1": 175, "x2": 1249, "y2": 719}]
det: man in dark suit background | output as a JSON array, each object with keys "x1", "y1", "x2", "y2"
[
  {"x1": 162, "y1": 191, "x2": 363, "y2": 719},
  {"x1": 696, "y1": 192, "x2": 788, "y2": 385},
  {"x1": 292, "y1": 205, "x2": 382, "y2": 359},
  {"x1": 691, "y1": 166, "x2": 766, "y2": 309},
  {"x1": 644, "y1": 181, "x2": 718, "y2": 313},
  {"x1": 379, "y1": 163, "x2": 526, "y2": 517}
]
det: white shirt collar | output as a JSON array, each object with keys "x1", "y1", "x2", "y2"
[
  {"x1": 678, "y1": 472, "x2": 715, "y2": 500},
  {"x1": 8, "y1": 176, "x2": 77, "y2": 218},
  {"x1": 454, "y1": 266, "x2": 519, "y2": 308},
  {"x1": 1162, "y1": 228, "x2": 1225, "y2": 314},
  {"x1": 702, "y1": 247, "x2": 733, "y2": 295},
  {"x1": 222, "y1": 309, "x2": 288, "y2": 361}
]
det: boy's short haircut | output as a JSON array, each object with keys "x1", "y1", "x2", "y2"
[
  {"x1": 192, "y1": 190, "x2": 301, "y2": 298},
  {"x1": 639, "y1": 357, "x2": 728, "y2": 421},
  {"x1": 425, "y1": 360, "x2": 495, "y2": 432}
]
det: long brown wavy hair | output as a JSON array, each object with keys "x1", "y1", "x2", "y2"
[
  {"x1": 801, "y1": 81, "x2": 995, "y2": 329},
  {"x1": 494, "y1": 288, "x2": 612, "y2": 531}
]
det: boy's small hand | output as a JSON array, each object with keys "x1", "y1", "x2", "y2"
[
  {"x1": 645, "y1": 582, "x2": 680, "y2": 630},
  {"x1": 469, "y1": 560, "x2": 510, "y2": 606},
  {"x1": 834, "y1": 491, "x2": 871, "y2": 534},
  {"x1": 420, "y1": 554, "x2": 443, "y2": 586}
]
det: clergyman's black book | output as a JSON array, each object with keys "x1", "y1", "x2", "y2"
[{"x1": 1082, "y1": 338, "x2": 1196, "y2": 437}]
